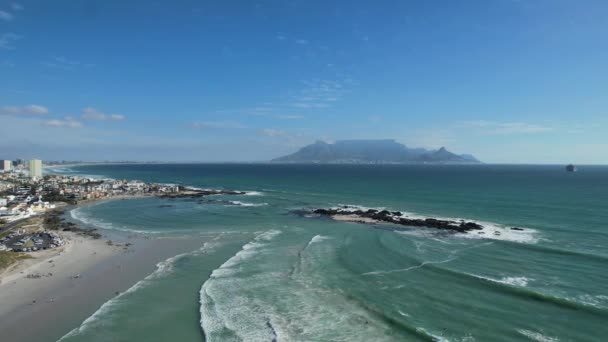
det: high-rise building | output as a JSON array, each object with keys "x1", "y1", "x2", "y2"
[
  {"x1": 29, "y1": 159, "x2": 43, "y2": 178},
  {"x1": 1, "y1": 160, "x2": 11, "y2": 172}
]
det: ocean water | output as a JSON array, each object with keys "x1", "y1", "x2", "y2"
[{"x1": 54, "y1": 164, "x2": 608, "y2": 341}]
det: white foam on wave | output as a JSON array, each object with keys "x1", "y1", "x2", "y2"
[
  {"x1": 46, "y1": 166, "x2": 106, "y2": 179},
  {"x1": 575, "y1": 294, "x2": 608, "y2": 309},
  {"x1": 331, "y1": 204, "x2": 539, "y2": 244},
  {"x1": 398, "y1": 310, "x2": 410, "y2": 317},
  {"x1": 200, "y1": 230, "x2": 283, "y2": 341},
  {"x1": 310, "y1": 235, "x2": 330, "y2": 244},
  {"x1": 415, "y1": 327, "x2": 450, "y2": 342},
  {"x1": 334, "y1": 203, "x2": 387, "y2": 212},
  {"x1": 304, "y1": 235, "x2": 331, "y2": 249},
  {"x1": 244, "y1": 191, "x2": 264, "y2": 196},
  {"x1": 183, "y1": 187, "x2": 264, "y2": 197},
  {"x1": 473, "y1": 274, "x2": 532, "y2": 287},
  {"x1": 208, "y1": 229, "x2": 281, "y2": 277},
  {"x1": 362, "y1": 257, "x2": 457, "y2": 276},
  {"x1": 457, "y1": 220, "x2": 538, "y2": 244},
  {"x1": 517, "y1": 329, "x2": 559, "y2": 342},
  {"x1": 59, "y1": 240, "x2": 222, "y2": 340},
  {"x1": 227, "y1": 201, "x2": 268, "y2": 207},
  {"x1": 70, "y1": 207, "x2": 166, "y2": 235},
  {"x1": 201, "y1": 228, "x2": 414, "y2": 341}
]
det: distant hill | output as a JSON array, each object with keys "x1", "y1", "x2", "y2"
[{"x1": 271, "y1": 140, "x2": 480, "y2": 164}]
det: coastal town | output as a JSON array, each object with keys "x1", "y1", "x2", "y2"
[
  {"x1": 0, "y1": 159, "x2": 254, "y2": 257},
  {"x1": 0, "y1": 159, "x2": 228, "y2": 258},
  {"x1": 1, "y1": 159, "x2": 178, "y2": 217}
]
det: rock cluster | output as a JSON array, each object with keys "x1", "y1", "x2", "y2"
[
  {"x1": 312, "y1": 208, "x2": 484, "y2": 233},
  {"x1": 159, "y1": 189, "x2": 247, "y2": 198}
]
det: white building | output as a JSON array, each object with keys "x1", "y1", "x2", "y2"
[
  {"x1": 29, "y1": 159, "x2": 43, "y2": 179},
  {"x1": 1, "y1": 160, "x2": 12, "y2": 172}
]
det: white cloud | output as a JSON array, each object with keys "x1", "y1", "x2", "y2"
[
  {"x1": 191, "y1": 121, "x2": 245, "y2": 129},
  {"x1": 259, "y1": 128, "x2": 285, "y2": 137},
  {"x1": 292, "y1": 102, "x2": 329, "y2": 108},
  {"x1": 276, "y1": 115, "x2": 304, "y2": 120},
  {"x1": 43, "y1": 118, "x2": 83, "y2": 128},
  {"x1": 290, "y1": 79, "x2": 350, "y2": 109},
  {"x1": 463, "y1": 120, "x2": 553, "y2": 134},
  {"x1": 0, "y1": 10, "x2": 13, "y2": 21},
  {"x1": 296, "y1": 39, "x2": 308, "y2": 45},
  {"x1": 0, "y1": 104, "x2": 49, "y2": 116},
  {"x1": 0, "y1": 60, "x2": 15, "y2": 67},
  {"x1": 42, "y1": 56, "x2": 95, "y2": 70},
  {"x1": 11, "y1": 3, "x2": 23, "y2": 11},
  {"x1": 0, "y1": 33, "x2": 21, "y2": 50},
  {"x1": 81, "y1": 107, "x2": 125, "y2": 121}
]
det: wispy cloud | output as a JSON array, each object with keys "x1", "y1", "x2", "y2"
[
  {"x1": 0, "y1": 10, "x2": 13, "y2": 21},
  {"x1": 0, "y1": 33, "x2": 21, "y2": 50},
  {"x1": 276, "y1": 114, "x2": 304, "y2": 120},
  {"x1": 43, "y1": 117, "x2": 83, "y2": 128},
  {"x1": 290, "y1": 79, "x2": 348, "y2": 109},
  {"x1": 292, "y1": 102, "x2": 330, "y2": 108},
  {"x1": 295, "y1": 39, "x2": 308, "y2": 45},
  {"x1": 42, "y1": 56, "x2": 95, "y2": 70},
  {"x1": 0, "y1": 3, "x2": 22, "y2": 21},
  {"x1": 462, "y1": 120, "x2": 553, "y2": 134},
  {"x1": 190, "y1": 120, "x2": 245, "y2": 129},
  {"x1": 81, "y1": 107, "x2": 125, "y2": 121},
  {"x1": 0, "y1": 104, "x2": 49, "y2": 116},
  {"x1": 259, "y1": 128, "x2": 285, "y2": 137}
]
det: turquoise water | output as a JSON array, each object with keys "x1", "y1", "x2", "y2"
[{"x1": 54, "y1": 164, "x2": 608, "y2": 341}]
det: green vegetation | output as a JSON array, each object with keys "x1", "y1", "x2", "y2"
[
  {"x1": 42, "y1": 193, "x2": 77, "y2": 205},
  {"x1": 43, "y1": 211, "x2": 63, "y2": 230},
  {"x1": 0, "y1": 251, "x2": 30, "y2": 271}
]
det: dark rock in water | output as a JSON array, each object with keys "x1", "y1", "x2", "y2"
[
  {"x1": 510, "y1": 227, "x2": 524, "y2": 231},
  {"x1": 460, "y1": 222, "x2": 483, "y2": 230},
  {"x1": 313, "y1": 208, "x2": 331, "y2": 216},
  {"x1": 158, "y1": 204, "x2": 174, "y2": 208},
  {"x1": 159, "y1": 189, "x2": 247, "y2": 199},
  {"x1": 308, "y1": 207, "x2": 486, "y2": 233}
]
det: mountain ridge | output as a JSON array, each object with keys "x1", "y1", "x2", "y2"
[{"x1": 271, "y1": 140, "x2": 480, "y2": 164}]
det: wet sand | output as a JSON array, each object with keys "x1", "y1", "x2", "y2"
[{"x1": 0, "y1": 227, "x2": 206, "y2": 342}]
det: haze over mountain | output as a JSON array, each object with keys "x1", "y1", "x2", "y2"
[{"x1": 272, "y1": 140, "x2": 479, "y2": 164}]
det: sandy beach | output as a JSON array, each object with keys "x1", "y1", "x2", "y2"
[{"x1": 0, "y1": 204, "x2": 207, "y2": 342}]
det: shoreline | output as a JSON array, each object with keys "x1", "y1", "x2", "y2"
[{"x1": 0, "y1": 195, "x2": 208, "y2": 342}]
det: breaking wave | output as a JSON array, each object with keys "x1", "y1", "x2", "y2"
[{"x1": 59, "y1": 241, "x2": 221, "y2": 340}]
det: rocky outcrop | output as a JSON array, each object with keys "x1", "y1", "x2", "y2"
[
  {"x1": 310, "y1": 207, "x2": 484, "y2": 233},
  {"x1": 158, "y1": 189, "x2": 247, "y2": 199}
]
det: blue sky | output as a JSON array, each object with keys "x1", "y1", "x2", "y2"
[{"x1": 1, "y1": 0, "x2": 607, "y2": 163}]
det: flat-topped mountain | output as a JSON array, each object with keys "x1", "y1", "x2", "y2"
[{"x1": 272, "y1": 140, "x2": 480, "y2": 164}]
